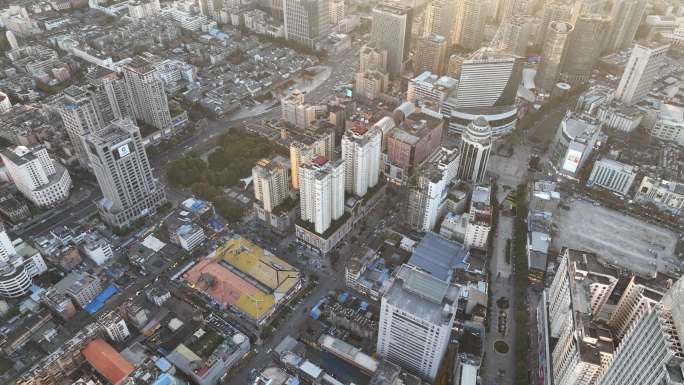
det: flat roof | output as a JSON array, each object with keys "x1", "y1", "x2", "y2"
[{"x1": 408, "y1": 232, "x2": 468, "y2": 281}]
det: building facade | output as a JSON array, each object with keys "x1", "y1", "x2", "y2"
[
  {"x1": 1, "y1": 145, "x2": 72, "y2": 207},
  {"x1": 603, "y1": 0, "x2": 647, "y2": 54},
  {"x1": 371, "y1": 4, "x2": 412, "y2": 77},
  {"x1": 536, "y1": 21, "x2": 573, "y2": 91},
  {"x1": 615, "y1": 43, "x2": 670, "y2": 105},
  {"x1": 341, "y1": 125, "x2": 381, "y2": 198},
  {"x1": 86, "y1": 119, "x2": 167, "y2": 229},
  {"x1": 283, "y1": 0, "x2": 330, "y2": 49},
  {"x1": 457, "y1": 117, "x2": 492, "y2": 184},
  {"x1": 252, "y1": 155, "x2": 291, "y2": 212},
  {"x1": 56, "y1": 85, "x2": 104, "y2": 168},
  {"x1": 298, "y1": 156, "x2": 345, "y2": 234},
  {"x1": 587, "y1": 158, "x2": 636, "y2": 196},
  {"x1": 123, "y1": 56, "x2": 172, "y2": 132}
]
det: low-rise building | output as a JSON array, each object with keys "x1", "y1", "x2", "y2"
[
  {"x1": 587, "y1": 158, "x2": 636, "y2": 196},
  {"x1": 635, "y1": 176, "x2": 684, "y2": 215}
]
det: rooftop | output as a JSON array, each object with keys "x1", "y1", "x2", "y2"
[{"x1": 408, "y1": 232, "x2": 469, "y2": 282}]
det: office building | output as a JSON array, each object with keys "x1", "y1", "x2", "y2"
[
  {"x1": 536, "y1": 21, "x2": 573, "y2": 91},
  {"x1": 536, "y1": 1, "x2": 572, "y2": 46},
  {"x1": 283, "y1": 0, "x2": 330, "y2": 49},
  {"x1": 498, "y1": 16, "x2": 531, "y2": 56},
  {"x1": 1, "y1": 145, "x2": 72, "y2": 208},
  {"x1": 464, "y1": 186, "x2": 491, "y2": 250},
  {"x1": 603, "y1": 0, "x2": 647, "y2": 54},
  {"x1": 56, "y1": 86, "x2": 104, "y2": 168},
  {"x1": 287, "y1": 124, "x2": 335, "y2": 189},
  {"x1": 415, "y1": 34, "x2": 448, "y2": 75},
  {"x1": 252, "y1": 155, "x2": 291, "y2": 212},
  {"x1": 550, "y1": 112, "x2": 602, "y2": 179},
  {"x1": 457, "y1": 117, "x2": 492, "y2": 184},
  {"x1": 651, "y1": 103, "x2": 684, "y2": 146},
  {"x1": 341, "y1": 125, "x2": 381, "y2": 198},
  {"x1": 597, "y1": 277, "x2": 684, "y2": 385},
  {"x1": 561, "y1": 15, "x2": 610, "y2": 85},
  {"x1": 86, "y1": 119, "x2": 167, "y2": 229},
  {"x1": 451, "y1": 0, "x2": 485, "y2": 51},
  {"x1": 407, "y1": 147, "x2": 460, "y2": 232},
  {"x1": 123, "y1": 55, "x2": 172, "y2": 132},
  {"x1": 128, "y1": 0, "x2": 161, "y2": 18},
  {"x1": 452, "y1": 49, "x2": 523, "y2": 109},
  {"x1": 587, "y1": 158, "x2": 636, "y2": 196},
  {"x1": 615, "y1": 42, "x2": 670, "y2": 105},
  {"x1": 377, "y1": 264, "x2": 458, "y2": 381},
  {"x1": 371, "y1": 4, "x2": 412, "y2": 76},
  {"x1": 298, "y1": 156, "x2": 345, "y2": 234},
  {"x1": 422, "y1": 0, "x2": 456, "y2": 42},
  {"x1": 635, "y1": 176, "x2": 684, "y2": 215}
]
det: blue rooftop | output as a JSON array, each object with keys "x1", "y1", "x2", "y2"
[
  {"x1": 151, "y1": 373, "x2": 173, "y2": 385},
  {"x1": 155, "y1": 357, "x2": 173, "y2": 372},
  {"x1": 408, "y1": 232, "x2": 469, "y2": 282},
  {"x1": 84, "y1": 284, "x2": 118, "y2": 315}
]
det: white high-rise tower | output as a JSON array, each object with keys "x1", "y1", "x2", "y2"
[
  {"x1": 615, "y1": 42, "x2": 670, "y2": 105},
  {"x1": 341, "y1": 125, "x2": 381, "y2": 197}
]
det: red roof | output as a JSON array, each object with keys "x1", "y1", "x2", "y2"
[
  {"x1": 312, "y1": 155, "x2": 327, "y2": 166},
  {"x1": 82, "y1": 339, "x2": 134, "y2": 385},
  {"x1": 352, "y1": 124, "x2": 367, "y2": 135}
]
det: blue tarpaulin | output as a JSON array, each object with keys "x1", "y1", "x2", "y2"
[{"x1": 84, "y1": 284, "x2": 118, "y2": 315}]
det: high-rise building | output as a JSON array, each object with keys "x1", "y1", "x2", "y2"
[
  {"x1": 98, "y1": 310, "x2": 131, "y2": 343},
  {"x1": 561, "y1": 15, "x2": 610, "y2": 85},
  {"x1": 603, "y1": 0, "x2": 647, "y2": 54},
  {"x1": 86, "y1": 66, "x2": 132, "y2": 126},
  {"x1": 252, "y1": 156, "x2": 291, "y2": 212},
  {"x1": 453, "y1": 49, "x2": 522, "y2": 109},
  {"x1": 371, "y1": 4, "x2": 412, "y2": 76},
  {"x1": 1, "y1": 145, "x2": 72, "y2": 208},
  {"x1": 596, "y1": 278, "x2": 684, "y2": 385},
  {"x1": 283, "y1": 0, "x2": 330, "y2": 49},
  {"x1": 407, "y1": 71, "x2": 459, "y2": 111},
  {"x1": 615, "y1": 42, "x2": 670, "y2": 105},
  {"x1": 298, "y1": 156, "x2": 345, "y2": 234},
  {"x1": 287, "y1": 124, "x2": 335, "y2": 190},
  {"x1": 452, "y1": 0, "x2": 485, "y2": 51},
  {"x1": 86, "y1": 119, "x2": 167, "y2": 229},
  {"x1": 341, "y1": 125, "x2": 381, "y2": 198},
  {"x1": 498, "y1": 15, "x2": 532, "y2": 56},
  {"x1": 422, "y1": 0, "x2": 456, "y2": 43},
  {"x1": 377, "y1": 264, "x2": 458, "y2": 381},
  {"x1": 123, "y1": 55, "x2": 172, "y2": 132},
  {"x1": 415, "y1": 34, "x2": 448, "y2": 75},
  {"x1": 447, "y1": 54, "x2": 465, "y2": 78},
  {"x1": 56, "y1": 86, "x2": 104, "y2": 168},
  {"x1": 536, "y1": 21, "x2": 573, "y2": 91},
  {"x1": 536, "y1": 1, "x2": 572, "y2": 46},
  {"x1": 407, "y1": 147, "x2": 460, "y2": 232},
  {"x1": 329, "y1": 0, "x2": 344, "y2": 26},
  {"x1": 457, "y1": 117, "x2": 492, "y2": 184}
]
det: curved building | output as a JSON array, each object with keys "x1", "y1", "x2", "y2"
[
  {"x1": 447, "y1": 105, "x2": 518, "y2": 138},
  {"x1": 536, "y1": 21, "x2": 573, "y2": 91},
  {"x1": 457, "y1": 117, "x2": 492, "y2": 184},
  {"x1": 0, "y1": 258, "x2": 32, "y2": 298}
]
